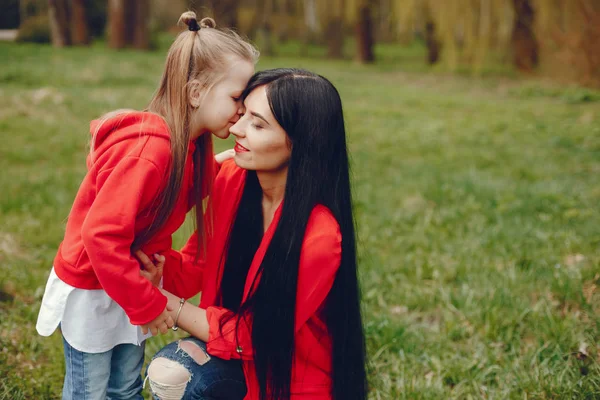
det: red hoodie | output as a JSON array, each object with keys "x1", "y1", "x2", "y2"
[{"x1": 53, "y1": 111, "x2": 196, "y2": 325}]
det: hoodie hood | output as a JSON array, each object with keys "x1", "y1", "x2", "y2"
[{"x1": 89, "y1": 111, "x2": 171, "y2": 162}]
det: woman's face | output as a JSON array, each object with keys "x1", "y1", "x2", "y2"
[{"x1": 229, "y1": 85, "x2": 291, "y2": 172}]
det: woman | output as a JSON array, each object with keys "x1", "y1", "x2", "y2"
[{"x1": 143, "y1": 68, "x2": 368, "y2": 400}]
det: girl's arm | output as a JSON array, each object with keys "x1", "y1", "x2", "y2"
[{"x1": 81, "y1": 156, "x2": 169, "y2": 325}]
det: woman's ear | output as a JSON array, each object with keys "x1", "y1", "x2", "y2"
[{"x1": 188, "y1": 79, "x2": 203, "y2": 108}]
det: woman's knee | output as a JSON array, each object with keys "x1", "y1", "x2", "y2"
[
  {"x1": 147, "y1": 339, "x2": 245, "y2": 399},
  {"x1": 146, "y1": 340, "x2": 212, "y2": 399},
  {"x1": 147, "y1": 357, "x2": 191, "y2": 400}
]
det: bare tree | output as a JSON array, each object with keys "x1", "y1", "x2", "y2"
[
  {"x1": 256, "y1": 0, "x2": 275, "y2": 56},
  {"x1": 108, "y1": 0, "x2": 150, "y2": 50},
  {"x1": 133, "y1": 0, "x2": 150, "y2": 50},
  {"x1": 511, "y1": 0, "x2": 538, "y2": 71},
  {"x1": 325, "y1": 0, "x2": 345, "y2": 58},
  {"x1": 71, "y1": 0, "x2": 89, "y2": 45},
  {"x1": 277, "y1": 0, "x2": 293, "y2": 42},
  {"x1": 108, "y1": 0, "x2": 127, "y2": 49},
  {"x1": 355, "y1": 0, "x2": 375, "y2": 63},
  {"x1": 303, "y1": 0, "x2": 319, "y2": 39},
  {"x1": 205, "y1": 0, "x2": 239, "y2": 28},
  {"x1": 48, "y1": 0, "x2": 71, "y2": 47},
  {"x1": 425, "y1": 20, "x2": 440, "y2": 64}
]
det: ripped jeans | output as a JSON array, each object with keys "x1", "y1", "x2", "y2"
[{"x1": 145, "y1": 337, "x2": 246, "y2": 400}]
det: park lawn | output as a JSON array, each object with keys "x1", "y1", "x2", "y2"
[{"x1": 0, "y1": 39, "x2": 599, "y2": 399}]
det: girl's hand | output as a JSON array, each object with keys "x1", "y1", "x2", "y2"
[
  {"x1": 214, "y1": 149, "x2": 235, "y2": 164},
  {"x1": 140, "y1": 306, "x2": 175, "y2": 336},
  {"x1": 135, "y1": 250, "x2": 165, "y2": 287}
]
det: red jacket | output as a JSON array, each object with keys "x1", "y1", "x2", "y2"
[
  {"x1": 164, "y1": 160, "x2": 340, "y2": 399},
  {"x1": 53, "y1": 112, "x2": 196, "y2": 325}
]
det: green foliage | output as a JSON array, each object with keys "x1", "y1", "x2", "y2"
[
  {"x1": 0, "y1": 39, "x2": 599, "y2": 399},
  {"x1": 16, "y1": 15, "x2": 50, "y2": 44}
]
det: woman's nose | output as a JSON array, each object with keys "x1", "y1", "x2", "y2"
[{"x1": 229, "y1": 118, "x2": 244, "y2": 138}]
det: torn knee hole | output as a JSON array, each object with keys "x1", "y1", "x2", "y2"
[
  {"x1": 179, "y1": 340, "x2": 211, "y2": 365},
  {"x1": 148, "y1": 357, "x2": 191, "y2": 386}
]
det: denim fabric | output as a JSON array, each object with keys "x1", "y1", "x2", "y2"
[
  {"x1": 147, "y1": 337, "x2": 246, "y2": 400},
  {"x1": 62, "y1": 335, "x2": 145, "y2": 400}
]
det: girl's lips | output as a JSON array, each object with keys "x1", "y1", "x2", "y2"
[{"x1": 234, "y1": 142, "x2": 249, "y2": 152}]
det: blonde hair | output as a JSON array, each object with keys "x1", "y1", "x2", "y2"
[{"x1": 95, "y1": 12, "x2": 258, "y2": 253}]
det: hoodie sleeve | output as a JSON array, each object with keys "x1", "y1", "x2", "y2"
[{"x1": 81, "y1": 155, "x2": 167, "y2": 325}]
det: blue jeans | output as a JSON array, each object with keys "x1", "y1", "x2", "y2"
[
  {"x1": 62, "y1": 335, "x2": 145, "y2": 400},
  {"x1": 146, "y1": 337, "x2": 246, "y2": 400}
]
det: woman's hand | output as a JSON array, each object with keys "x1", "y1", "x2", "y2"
[
  {"x1": 135, "y1": 250, "x2": 165, "y2": 287},
  {"x1": 215, "y1": 149, "x2": 235, "y2": 164}
]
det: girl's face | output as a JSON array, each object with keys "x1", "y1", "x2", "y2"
[
  {"x1": 229, "y1": 85, "x2": 291, "y2": 172},
  {"x1": 189, "y1": 57, "x2": 255, "y2": 140}
]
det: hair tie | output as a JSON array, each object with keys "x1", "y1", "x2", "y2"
[{"x1": 188, "y1": 19, "x2": 201, "y2": 32}]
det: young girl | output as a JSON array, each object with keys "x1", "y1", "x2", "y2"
[
  {"x1": 141, "y1": 69, "x2": 368, "y2": 400},
  {"x1": 35, "y1": 12, "x2": 258, "y2": 400}
]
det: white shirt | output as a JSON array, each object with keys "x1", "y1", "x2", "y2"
[{"x1": 36, "y1": 267, "x2": 152, "y2": 353}]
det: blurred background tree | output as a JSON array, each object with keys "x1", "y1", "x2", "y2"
[{"x1": 2, "y1": 0, "x2": 598, "y2": 86}]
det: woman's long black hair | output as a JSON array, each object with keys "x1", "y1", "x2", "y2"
[{"x1": 219, "y1": 68, "x2": 367, "y2": 400}]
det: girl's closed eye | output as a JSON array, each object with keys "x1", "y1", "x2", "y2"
[{"x1": 251, "y1": 122, "x2": 264, "y2": 130}]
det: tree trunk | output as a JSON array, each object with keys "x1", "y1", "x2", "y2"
[
  {"x1": 206, "y1": 0, "x2": 239, "y2": 29},
  {"x1": 277, "y1": 0, "x2": 293, "y2": 42},
  {"x1": 108, "y1": 0, "x2": 127, "y2": 49},
  {"x1": 48, "y1": 0, "x2": 71, "y2": 47},
  {"x1": 425, "y1": 20, "x2": 440, "y2": 64},
  {"x1": 511, "y1": 0, "x2": 538, "y2": 71},
  {"x1": 256, "y1": 0, "x2": 275, "y2": 56},
  {"x1": 301, "y1": 0, "x2": 319, "y2": 55},
  {"x1": 70, "y1": 0, "x2": 89, "y2": 45},
  {"x1": 326, "y1": 17, "x2": 344, "y2": 58},
  {"x1": 248, "y1": 0, "x2": 263, "y2": 40},
  {"x1": 474, "y1": 0, "x2": 492, "y2": 74},
  {"x1": 325, "y1": 0, "x2": 345, "y2": 59},
  {"x1": 133, "y1": 0, "x2": 150, "y2": 50},
  {"x1": 377, "y1": 0, "x2": 394, "y2": 42},
  {"x1": 355, "y1": 2, "x2": 375, "y2": 63}
]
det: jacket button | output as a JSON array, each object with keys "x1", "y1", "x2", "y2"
[{"x1": 236, "y1": 345, "x2": 243, "y2": 354}]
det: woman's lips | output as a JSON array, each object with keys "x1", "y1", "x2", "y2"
[{"x1": 234, "y1": 142, "x2": 249, "y2": 152}]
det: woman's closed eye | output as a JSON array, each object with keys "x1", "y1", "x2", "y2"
[{"x1": 251, "y1": 122, "x2": 264, "y2": 130}]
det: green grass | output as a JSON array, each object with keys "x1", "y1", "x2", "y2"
[{"x1": 1, "y1": 37, "x2": 599, "y2": 399}]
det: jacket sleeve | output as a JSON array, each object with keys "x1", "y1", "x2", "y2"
[
  {"x1": 163, "y1": 158, "x2": 234, "y2": 299},
  {"x1": 81, "y1": 156, "x2": 167, "y2": 325},
  {"x1": 162, "y1": 231, "x2": 206, "y2": 299},
  {"x1": 205, "y1": 215, "x2": 342, "y2": 360}
]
